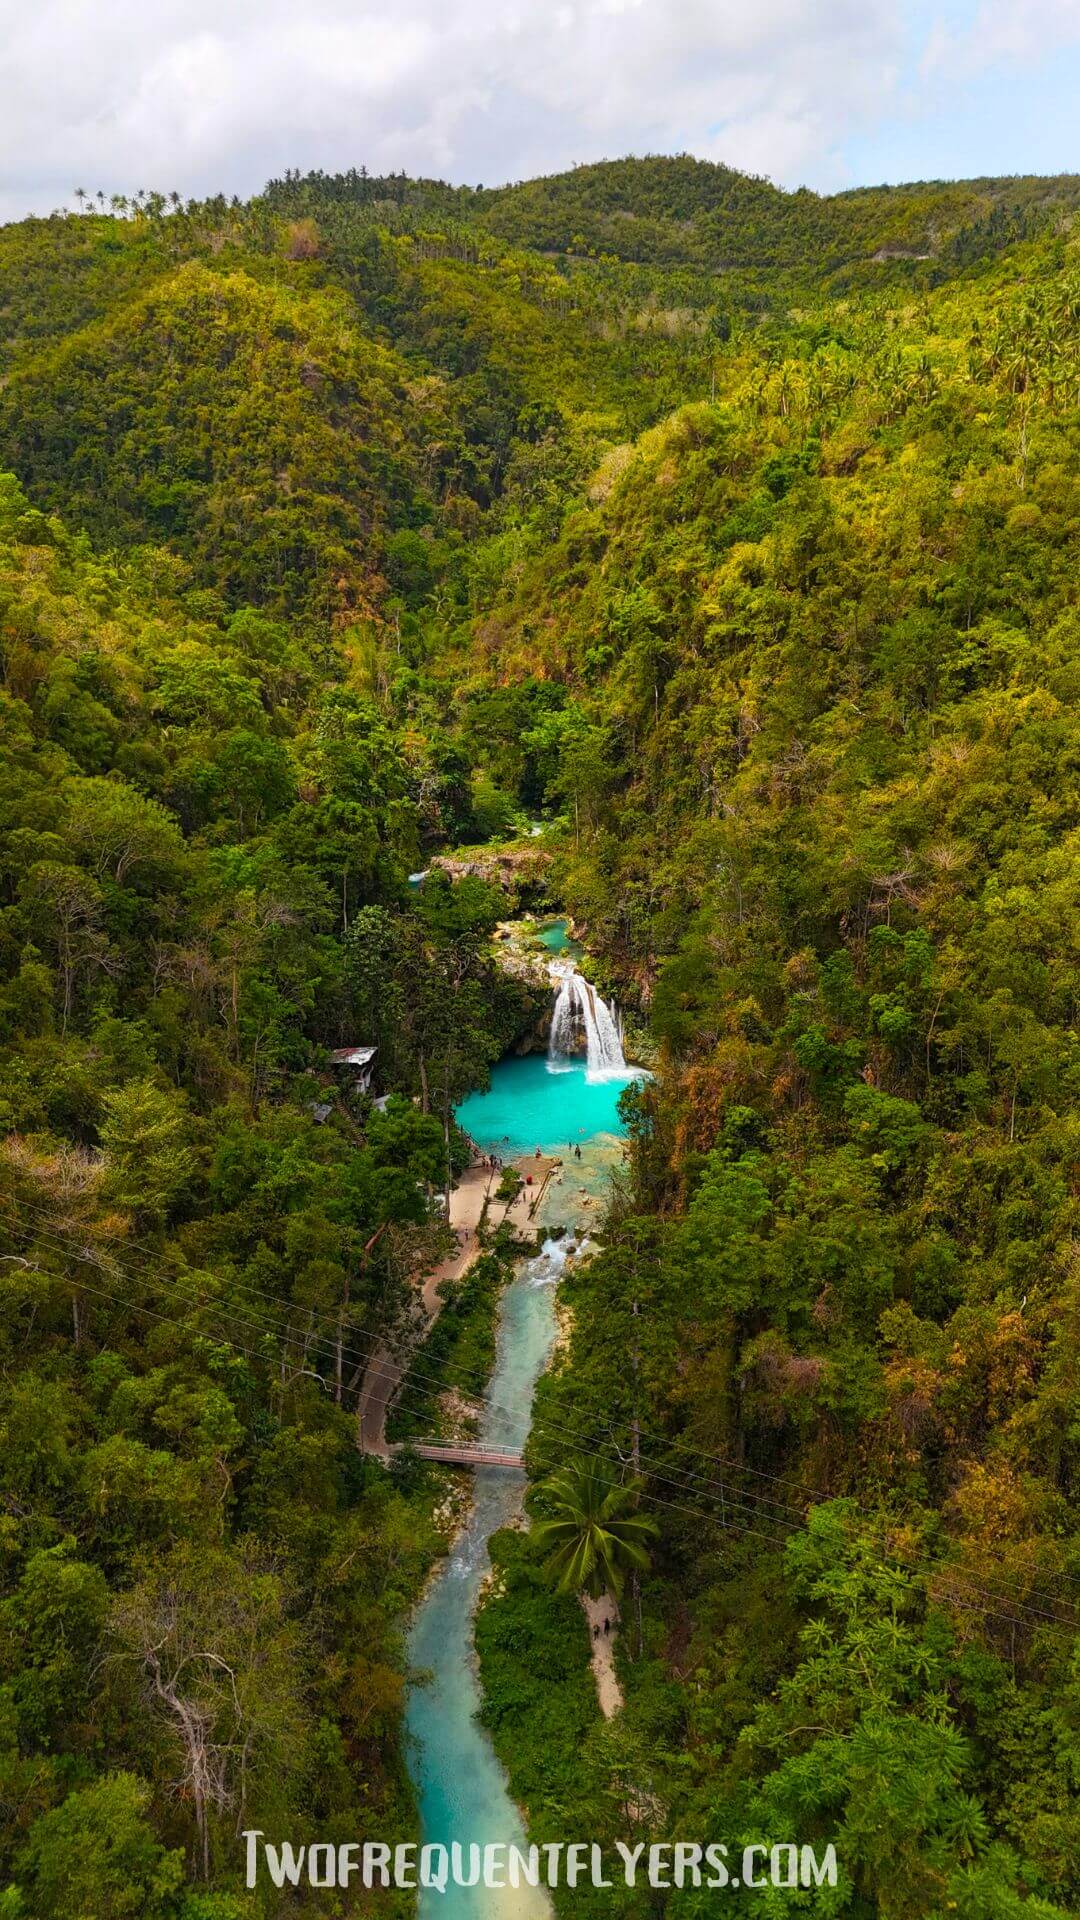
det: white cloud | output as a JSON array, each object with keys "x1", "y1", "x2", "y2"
[
  {"x1": 0, "y1": 0, "x2": 1077, "y2": 222},
  {"x1": 918, "y1": 0, "x2": 1080, "y2": 82}
]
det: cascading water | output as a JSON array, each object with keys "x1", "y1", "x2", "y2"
[
  {"x1": 405, "y1": 1231, "x2": 572, "y2": 1920},
  {"x1": 406, "y1": 1060, "x2": 635, "y2": 1919},
  {"x1": 547, "y1": 963, "x2": 628, "y2": 1080}
]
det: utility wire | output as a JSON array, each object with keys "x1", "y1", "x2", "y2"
[
  {"x1": 4, "y1": 1194, "x2": 813, "y2": 1526},
  {"x1": 3, "y1": 1209, "x2": 1076, "y2": 1635},
  {"x1": 13, "y1": 1192, "x2": 1080, "y2": 1619}
]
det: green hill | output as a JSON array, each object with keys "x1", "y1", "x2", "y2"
[
  {"x1": 2, "y1": 155, "x2": 1080, "y2": 1917},
  {"x1": 0, "y1": 258, "x2": 460, "y2": 619},
  {"x1": 264, "y1": 152, "x2": 1080, "y2": 277}
]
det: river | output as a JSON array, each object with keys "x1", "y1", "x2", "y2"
[{"x1": 404, "y1": 1053, "x2": 634, "y2": 1919}]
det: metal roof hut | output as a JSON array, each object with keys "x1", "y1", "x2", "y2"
[{"x1": 328, "y1": 1045, "x2": 377, "y2": 1091}]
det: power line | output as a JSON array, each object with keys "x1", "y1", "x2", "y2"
[
  {"x1": 7, "y1": 1196, "x2": 1079, "y2": 1625},
  {"x1": 3, "y1": 1243, "x2": 1058, "y2": 1632},
  {"x1": 4, "y1": 1194, "x2": 814, "y2": 1526},
  {"x1": 0, "y1": 1210, "x2": 808, "y2": 1549},
  {"x1": 12, "y1": 1191, "x2": 1080, "y2": 1624},
  {"x1": 7, "y1": 1186, "x2": 833, "y2": 1504},
  {"x1": 3, "y1": 1190, "x2": 830, "y2": 1521},
  {"x1": 2, "y1": 1210, "x2": 1075, "y2": 1636}
]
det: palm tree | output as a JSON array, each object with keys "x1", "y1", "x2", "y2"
[
  {"x1": 904, "y1": 352, "x2": 939, "y2": 408},
  {"x1": 531, "y1": 1460, "x2": 658, "y2": 1601}
]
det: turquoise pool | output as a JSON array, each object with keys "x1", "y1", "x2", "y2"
[
  {"x1": 533, "y1": 917, "x2": 583, "y2": 960},
  {"x1": 455, "y1": 1053, "x2": 635, "y2": 1156}
]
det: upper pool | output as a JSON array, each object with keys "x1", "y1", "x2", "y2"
[
  {"x1": 456, "y1": 1053, "x2": 635, "y2": 1157},
  {"x1": 532, "y1": 917, "x2": 584, "y2": 960}
]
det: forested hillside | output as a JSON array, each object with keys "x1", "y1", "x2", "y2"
[
  {"x1": 470, "y1": 256, "x2": 1080, "y2": 1918},
  {"x1": 264, "y1": 155, "x2": 1080, "y2": 279},
  {"x1": 2, "y1": 158, "x2": 1080, "y2": 1916}
]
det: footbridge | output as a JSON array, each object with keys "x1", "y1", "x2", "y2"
[{"x1": 390, "y1": 1441, "x2": 524, "y2": 1470}]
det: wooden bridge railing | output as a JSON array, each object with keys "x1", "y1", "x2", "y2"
[{"x1": 392, "y1": 1441, "x2": 524, "y2": 1469}]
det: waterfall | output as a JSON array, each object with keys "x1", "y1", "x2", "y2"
[{"x1": 548, "y1": 964, "x2": 628, "y2": 1080}]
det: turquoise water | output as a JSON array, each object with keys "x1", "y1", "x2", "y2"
[
  {"x1": 405, "y1": 1235, "x2": 566, "y2": 1920},
  {"x1": 456, "y1": 1053, "x2": 634, "y2": 1157},
  {"x1": 405, "y1": 1055, "x2": 631, "y2": 1920},
  {"x1": 533, "y1": 918, "x2": 583, "y2": 960}
]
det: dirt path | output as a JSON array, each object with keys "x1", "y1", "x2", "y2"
[
  {"x1": 581, "y1": 1593, "x2": 623, "y2": 1718},
  {"x1": 358, "y1": 1155, "x2": 560, "y2": 1456}
]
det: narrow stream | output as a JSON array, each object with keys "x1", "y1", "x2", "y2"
[{"x1": 404, "y1": 1055, "x2": 634, "y2": 1920}]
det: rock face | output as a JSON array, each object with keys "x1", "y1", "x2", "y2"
[
  {"x1": 486, "y1": 918, "x2": 559, "y2": 1053},
  {"x1": 511, "y1": 993, "x2": 555, "y2": 1055},
  {"x1": 499, "y1": 946, "x2": 556, "y2": 1053},
  {"x1": 430, "y1": 843, "x2": 552, "y2": 905},
  {"x1": 492, "y1": 926, "x2": 557, "y2": 985}
]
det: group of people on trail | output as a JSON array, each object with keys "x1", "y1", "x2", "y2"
[{"x1": 592, "y1": 1616, "x2": 612, "y2": 1639}]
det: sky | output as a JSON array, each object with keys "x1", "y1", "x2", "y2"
[{"x1": 0, "y1": 0, "x2": 1079, "y2": 224}]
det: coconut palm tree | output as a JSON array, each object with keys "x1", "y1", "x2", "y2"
[{"x1": 531, "y1": 1460, "x2": 658, "y2": 1600}]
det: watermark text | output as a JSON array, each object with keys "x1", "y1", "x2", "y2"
[{"x1": 243, "y1": 1832, "x2": 838, "y2": 1893}]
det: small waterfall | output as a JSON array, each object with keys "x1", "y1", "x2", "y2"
[{"x1": 548, "y1": 964, "x2": 628, "y2": 1080}]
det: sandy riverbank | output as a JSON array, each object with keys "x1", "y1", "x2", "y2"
[{"x1": 357, "y1": 1153, "x2": 562, "y2": 1455}]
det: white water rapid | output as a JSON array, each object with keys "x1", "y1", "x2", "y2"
[{"x1": 547, "y1": 963, "x2": 628, "y2": 1080}]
